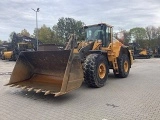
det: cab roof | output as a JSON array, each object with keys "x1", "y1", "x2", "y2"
[{"x1": 84, "y1": 23, "x2": 113, "y2": 28}]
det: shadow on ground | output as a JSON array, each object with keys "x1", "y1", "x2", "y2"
[{"x1": 4, "y1": 73, "x2": 124, "y2": 104}]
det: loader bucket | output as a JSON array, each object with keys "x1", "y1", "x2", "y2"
[{"x1": 6, "y1": 50, "x2": 83, "y2": 96}]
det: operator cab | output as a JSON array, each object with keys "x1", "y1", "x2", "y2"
[{"x1": 83, "y1": 23, "x2": 112, "y2": 47}]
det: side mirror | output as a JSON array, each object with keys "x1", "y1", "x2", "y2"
[
  {"x1": 79, "y1": 29, "x2": 85, "y2": 34},
  {"x1": 78, "y1": 28, "x2": 86, "y2": 40}
]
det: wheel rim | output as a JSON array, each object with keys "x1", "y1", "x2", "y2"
[
  {"x1": 124, "y1": 61, "x2": 129, "y2": 72},
  {"x1": 98, "y1": 63, "x2": 106, "y2": 79}
]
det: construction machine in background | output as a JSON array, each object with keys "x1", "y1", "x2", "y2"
[
  {"x1": 0, "y1": 45, "x2": 7, "y2": 59},
  {"x1": 6, "y1": 23, "x2": 133, "y2": 97},
  {"x1": 2, "y1": 42, "x2": 32, "y2": 61},
  {"x1": 129, "y1": 43, "x2": 152, "y2": 59},
  {"x1": 1, "y1": 33, "x2": 42, "y2": 61},
  {"x1": 134, "y1": 48, "x2": 152, "y2": 59},
  {"x1": 154, "y1": 46, "x2": 160, "y2": 58}
]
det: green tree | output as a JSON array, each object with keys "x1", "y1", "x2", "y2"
[
  {"x1": 146, "y1": 26, "x2": 156, "y2": 41},
  {"x1": 145, "y1": 26, "x2": 160, "y2": 49},
  {"x1": 157, "y1": 27, "x2": 160, "y2": 46},
  {"x1": 53, "y1": 17, "x2": 85, "y2": 43},
  {"x1": 0, "y1": 40, "x2": 2, "y2": 44},
  {"x1": 19, "y1": 29, "x2": 30, "y2": 37},
  {"x1": 130, "y1": 27, "x2": 147, "y2": 48},
  {"x1": 130, "y1": 27, "x2": 147, "y2": 41},
  {"x1": 123, "y1": 30, "x2": 131, "y2": 45},
  {"x1": 9, "y1": 31, "x2": 16, "y2": 41},
  {"x1": 34, "y1": 24, "x2": 55, "y2": 44}
]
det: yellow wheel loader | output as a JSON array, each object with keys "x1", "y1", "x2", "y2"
[
  {"x1": 129, "y1": 43, "x2": 152, "y2": 59},
  {"x1": 2, "y1": 51, "x2": 13, "y2": 60},
  {"x1": 3, "y1": 43, "x2": 30, "y2": 61},
  {"x1": 2, "y1": 33, "x2": 42, "y2": 61},
  {"x1": 6, "y1": 23, "x2": 133, "y2": 96}
]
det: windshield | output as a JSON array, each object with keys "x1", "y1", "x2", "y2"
[
  {"x1": 18, "y1": 44, "x2": 28, "y2": 50},
  {"x1": 85, "y1": 26, "x2": 104, "y2": 41}
]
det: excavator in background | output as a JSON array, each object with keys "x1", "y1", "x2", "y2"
[
  {"x1": 1, "y1": 33, "x2": 42, "y2": 61},
  {"x1": 129, "y1": 42, "x2": 152, "y2": 59},
  {"x1": 0, "y1": 45, "x2": 7, "y2": 59},
  {"x1": 154, "y1": 46, "x2": 160, "y2": 58},
  {"x1": 6, "y1": 23, "x2": 133, "y2": 97}
]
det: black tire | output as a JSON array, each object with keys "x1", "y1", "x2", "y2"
[
  {"x1": 83, "y1": 54, "x2": 109, "y2": 88},
  {"x1": 10, "y1": 53, "x2": 18, "y2": 61},
  {"x1": 1, "y1": 55, "x2": 5, "y2": 60},
  {"x1": 9, "y1": 55, "x2": 14, "y2": 61},
  {"x1": 113, "y1": 54, "x2": 130, "y2": 78},
  {"x1": 133, "y1": 56, "x2": 135, "y2": 60},
  {"x1": 14, "y1": 54, "x2": 19, "y2": 61},
  {"x1": 147, "y1": 55, "x2": 151, "y2": 59}
]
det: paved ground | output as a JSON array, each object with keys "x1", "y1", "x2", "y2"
[{"x1": 0, "y1": 58, "x2": 160, "y2": 120}]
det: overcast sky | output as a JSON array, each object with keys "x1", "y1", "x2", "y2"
[{"x1": 0, "y1": 0, "x2": 160, "y2": 40}]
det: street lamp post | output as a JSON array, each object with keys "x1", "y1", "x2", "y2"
[{"x1": 32, "y1": 8, "x2": 40, "y2": 51}]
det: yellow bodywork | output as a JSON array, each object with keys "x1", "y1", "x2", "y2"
[
  {"x1": 108, "y1": 40, "x2": 132, "y2": 65},
  {"x1": 6, "y1": 24, "x2": 133, "y2": 97},
  {"x1": 139, "y1": 49, "x2": 147, "y2": 55},
  {"x1": 80, "y1": 40, "x2": 133, "y2": 71},
  {"x1": 107, "y1": 40, "x2": 123, "y2": 60},
  {"x1": 3, "y1": 51, "x2": 13, "y2": 59}
]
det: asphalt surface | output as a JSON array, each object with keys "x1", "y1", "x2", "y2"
[{"x1": 0, "y1": 58, "x2": 160, "y2": 120}]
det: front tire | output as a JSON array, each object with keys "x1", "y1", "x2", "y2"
[{"x1": 83, "y1": 54, "x2": 109, "y2": 88}]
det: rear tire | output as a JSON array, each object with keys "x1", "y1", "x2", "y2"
[
  {"x1": 1, "y1": 55, "x2": 5, "y2": 60},
  {"x1": 10, "y1": 55, "x2": 14, "y2": 61},
  {"x1": 83, "y1": 54, "x2": 109, "y2": 88},
  {"x1": 113, "y1": 54, "x2": 130, "y2": 78}
]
